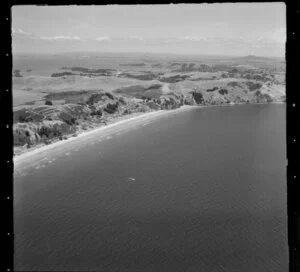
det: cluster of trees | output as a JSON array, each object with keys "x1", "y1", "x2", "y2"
[
  {"x1": 227, "y1": 82, "x2": 242, "y2": 88},
  {"x1": 104, "y1": 103, "x2": 119, "y2": 114},
  {"x1": 58, "y1": 112, "x2": 77, "y2": 125},
  {"x1": 141, "y1": 96, "x2": 152, "y2": 101},
  {"x1": 246, "y1": 82, "x2": 262, "y2": 92},
  {"x1": 86, "y1": 92, "x2": 114, "y2": 105},
  {"x1": 206, "y1": 87, "x2": 219, "y2": 92},
  {"x1": 218, "y1": 89, "x2": 228, "y2": 95},
  {"x1": 36, "y1": 122, "x2": 76, "y2": 142},
  {"x1": 45, "y1": 90, "x2": 98, "y2": 105},
  {"x1": 175, "y1": 63, "x2": 196, "y2": 72},
  {"x1": 14, "y1": 121, "x2": 77, "y2": 147},
  {"x1": 61, "y1": 67, "x2": 114, "y2": 74},
  {"x1": 13, "y1": 128, "x2": 35, "y2": 146},
  {"x1": 90, "y1": 108, "x2": 103, "y2": 117},
  {"x1": 254, "y1": 91, "x2": 272, "y2": 102},
  {"x1": 221, "y1": 73, "x2": 228, "y2": 78},
  {"x1": 119, "y1": 63, "x2": 145, "y2": 67},
  {"x1": 241, "y1": 73, "x2": 272, "y2": 82},
  {"x1": 51, "y1": 72, "x2": 76, "y2": 77},
  {"x1": 45, "y1": 100, "x2": 53, "y2": 105},
  {"x1": 38, "y1": 125, "x2": 63, "y2": 138},
  {"x1": 120, "y1": 72, "x2": 158, "y2": 81},
  {"x1": 159, "y1": 97, "x2": 179, "y2": 110},
  {"x1": 192, "y1": 92, "x2": 204, "y2": 104},
  {"x1": 159, "y1": 75, "x2": 190, "y2": 83},
  {"x1": 136, "y1": 93, "x2": 201, "y2": 109},
  {"x1": 146, "y1": 100, "x2": 161, "y2": 110},
  {"x1": 172, "y1": 63, "x2": 233, "y2": 73},
  {"x1": 118, "y1": 96, "x2": 126, "y2": 105},
  {"x1": 45, "y1": 90, "x2": 93, "y2": 100}
]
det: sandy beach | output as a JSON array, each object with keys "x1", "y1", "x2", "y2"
[
  {"x1": 14, "y1": 105, "x2": 198, "y2": 168},
  {"x1": 13, "y1": 101, "x2": 284, "y2": 169}
]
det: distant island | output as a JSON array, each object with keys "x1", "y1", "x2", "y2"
[{"x1": 13, "y1": 54, "x2": 285, "y2": 156}]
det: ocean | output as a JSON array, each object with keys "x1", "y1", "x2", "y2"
[
  {"x1": 12, "y1": 53, "x2": 170, "y2": 76},
  {"x1": 14, "y1": 103, "x2": 287, "y2": 272}
]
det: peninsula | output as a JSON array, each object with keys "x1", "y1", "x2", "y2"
[{"x1": 13, "y1": 53, "x2": 285, "y2": 157}]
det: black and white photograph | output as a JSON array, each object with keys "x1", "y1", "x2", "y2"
[{"x1": 12, "y1": 3, "x2": 287, "y2": 271}]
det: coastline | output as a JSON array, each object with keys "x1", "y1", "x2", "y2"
[
  {"x1": 13, "y1": 101, "x2": 285, "y2": 166},
  {"x1": 14, "y1": 105, "x2": 198, "y2": 165}
]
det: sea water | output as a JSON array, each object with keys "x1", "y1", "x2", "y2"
[{"x1": 14, "y1": 104, "x2": 287, "y2": 272}]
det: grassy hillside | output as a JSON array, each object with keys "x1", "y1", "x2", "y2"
[{"x1": 13, "y1": 54, "x2": 285, "y2": 155}]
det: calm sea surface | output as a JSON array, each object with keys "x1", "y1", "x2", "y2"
[
  {"x1": 14, "y1": 104, "x2": 287, "y2": 272},
  {"x1": 13, "y1": 54, "x2": 164, "y2": 76}
]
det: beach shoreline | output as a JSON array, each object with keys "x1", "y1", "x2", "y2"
[
  {"x1": 13, "y1": 105, "x2": 198, "y2": 165},
  {"x1": 13, "y1": 101, "x2": 285, "y2": 166}
]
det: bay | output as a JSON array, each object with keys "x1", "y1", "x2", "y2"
[{"x1": 14, "y1": 103, "x2": 287, "y2": 272}]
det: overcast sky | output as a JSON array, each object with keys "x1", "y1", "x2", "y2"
[{"x1": 12, "y1": 3, "x2": 286, "y2": 57}]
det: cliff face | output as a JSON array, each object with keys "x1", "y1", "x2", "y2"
[
  {"x1": 13, "y1": 92, "x2": 113, "y2": 147},
  {"x1": 13, "y1": 120, "x2": 76, "y2": 146},
  {"x1": 13, "y1": 91, "x2": 199, "y2": 149},
  {"x1": 14, "y1": 123, "x2": 41, "y2": 146}
]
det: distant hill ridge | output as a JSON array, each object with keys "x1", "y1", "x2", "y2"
[{"x1": 234, "y1": 55, "x2": 283, "y2": 62}]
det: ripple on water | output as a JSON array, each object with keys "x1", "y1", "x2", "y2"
[{"x1": 127, "y1": 177, "x2": 136, "y2": 181}]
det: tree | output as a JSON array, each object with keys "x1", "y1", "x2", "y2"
[
  {"x1": 218, "y1": 89, "x2": 228, "y2": 95},
  {"x1": 192, "y1": 92, "x2": 204, "y2": 104},
  {"x1": 105, "y1": 92, "x2": 114, "y2": 100},
  {"x1": 45, "y1": 100, "x2": 53, "y2": 105},
  {"x1": 104, "y1": 103, "x2": 118, "y2": 114}
]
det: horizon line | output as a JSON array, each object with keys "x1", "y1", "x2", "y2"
[{"x1": 12, "y1": 50, "x2": 285, "y2": 59}]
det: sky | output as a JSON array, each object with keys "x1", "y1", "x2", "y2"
[{"x1": 11, "y1": 3, "x2": 286, "y2": 57}]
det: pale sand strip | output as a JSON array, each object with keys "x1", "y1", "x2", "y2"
[{"x1": 14, "y1": 105, "x2": 198, "y2": 167}]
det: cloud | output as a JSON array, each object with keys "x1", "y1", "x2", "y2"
[
  {"x1": 12, "y1": 27, "x2": 84, "y2": 42},
  {"x1": 39, "y1": 35, "x2": 83, "y2": 41},
  {"x1": 179, "y1": 36, "x2": 204, "y2": 41},
  {"x1": 95, "y1": 36, "x2": 144, "y2": 42},
  {"x1": 147, "y1": 36, "x2": 207, "y2": 46},
  {"x1": 146, "y1": 35, "x2": 285, "y2": 52},
  {"x1": 55, "y1": 36, "x2": 82, "y2": 41},
  {"x1": 95, "y1": 36, "x2": 111, "y2": 42},
  {"x1": 142, "y1": 37, "x2": 177, "y2": 45},
  {"x1": 115, "y1": 36, "x2": 144, "y2": 42},
  {"x1": 12, "y1": 28, "x2": 24, "y2": 34},
  {"x1": 210, "y1": 36, "x2": 286, "y2": 51},
  {"x1": 12, "y1": 27, "x2": 32, "y2": 36},
  {"x1": 268, "y1": 27, "x2": 286, "y2": 44},
  {"x1": 127, "y1": 36, "x2": 144, "y2": 41}
]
